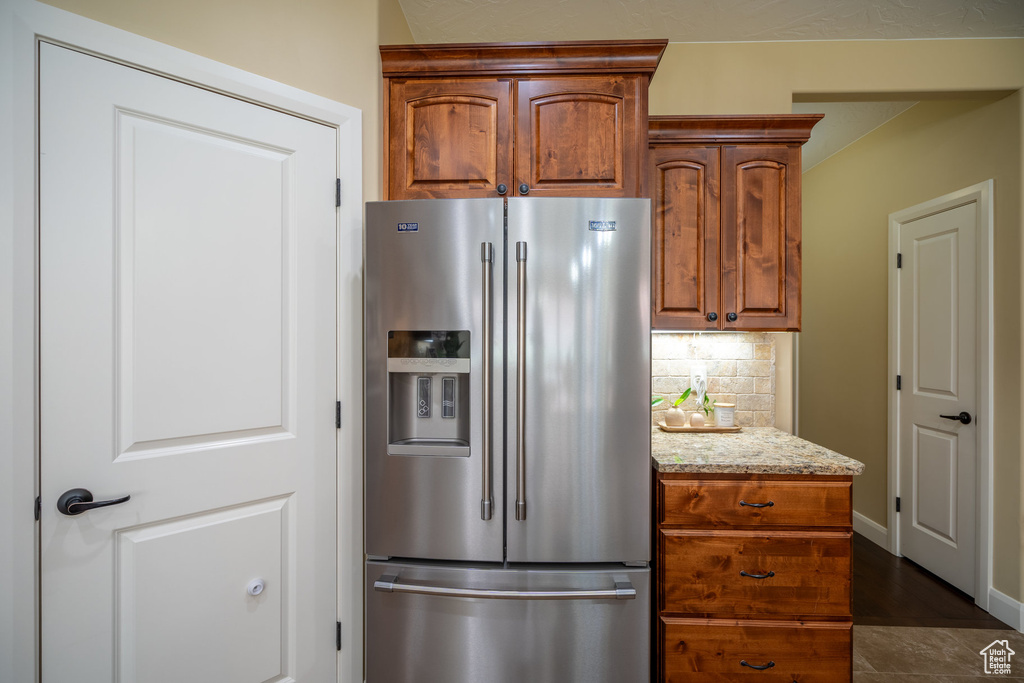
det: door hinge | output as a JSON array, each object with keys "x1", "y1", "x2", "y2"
[
  {"x1": 336, "y1": 401, "x2": 341, "y2": 428},
  {"x1": 34, "y1": 496, "x2": 40, "y2": 521},
  {"x1": 336, "y1": 621, "x2": 342, "y2": 650},
  {"x1": 896, "y1": 375, "x2": 901, "y2": 390},
  {"x1": 896, "y1": 496, "x2": 901, "y2": 512},
  {"x1": 335, "y1": 178, "x2": 341, "y2": 208},
  {"x1": 897, "y1": 253, "x2": 902, "y2": 268}
]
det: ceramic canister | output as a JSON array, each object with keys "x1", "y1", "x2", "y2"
[{"x1": 715, "y1": 403, "x2": 736, "y2": 428}]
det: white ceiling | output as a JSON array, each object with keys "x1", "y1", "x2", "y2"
[
  {"x1": 394, "y1": 0, "x2": 1022, "y2": 170},
  {"x1": 397, "y1": 0, "x2": 1024, "y2": 44}
]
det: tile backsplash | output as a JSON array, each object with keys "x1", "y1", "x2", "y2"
[{"x1": 651, "y1": 332, "x2": 776, "y2": 427}]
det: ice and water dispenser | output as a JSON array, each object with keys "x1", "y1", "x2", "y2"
[{"x1": 387, "y1": 330, "x2": 470, "y2": 457}]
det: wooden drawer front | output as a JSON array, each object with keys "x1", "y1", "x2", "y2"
[
  {"x1": 660, "y1": 530, "x2": 851, "y2": 617},
  {"x1": 660, "y1": 478, "x2": 851, "y2": 528},
  {"x1": 662, "y1": 618, "x2": 851, "y2": 682}
]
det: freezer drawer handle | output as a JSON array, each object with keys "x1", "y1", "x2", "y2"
[
  {"x1": 515, "y1": 241, "x2": 527, "y2": 522},
  {"x1": 480, "y1": 242, "x2": 494, "y2": 521},
  {"x1": 373, "y1": 574, "x2": 636, "y2": 601}
]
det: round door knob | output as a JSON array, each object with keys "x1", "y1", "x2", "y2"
[
  {"x1": 56, "y1": 488, "x2": 131, "y2": 515},
  {"x1": 707, "y1": 312, "x2": 718, "y2": 322},
  {"x1": 496, "y1": 183, "x2": 508, "y2": 196},
  {"x1": 727, "y1": 312, "x2": 738, "y2": 322},
  {"x1": 518, "y1": 184, "x2": 530, "y2": 195}
]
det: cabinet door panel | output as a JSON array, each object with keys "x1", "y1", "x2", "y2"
[
  {"x1": 515, "y1": 77, "x2": 639, "y2": 197},
  {"x1": 651, "y1": 146, "x2": 719, "y2": 329},
  {"x1": 661, "y1": 618, "x2": 851, "y2": 682},
  {"x1": 388, "y1": 79, "x2": 512, "y2": 199},
  {"x1": 659, "y1": 478, "x2": 852, "y2": 528},
  {"x1": 659, "y1": 530, "x2": 852, "y2": 618},
  {"x1": 721, "y1": 145, "x2": 801, "y2": 330}
]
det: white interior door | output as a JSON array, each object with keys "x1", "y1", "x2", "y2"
[
  {"x1": 897, "y1": 201, "x2": 977, "y2": 595},
  {"x1": 39, "y1": 42, "x2": 338, "y2": 682}
]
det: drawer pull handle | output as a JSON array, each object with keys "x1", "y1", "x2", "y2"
[
  {"x1": 740, "y1": 660, "x2": 776, "y2": 671},
  {"x1": 740, "y1": 570, "x2": 775, "y2": 579},
  {"x1": 739, "y1": 500, "x2": 774, "y2": 508}
]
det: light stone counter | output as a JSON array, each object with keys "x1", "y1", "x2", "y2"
[{"x1": 651, "y1": 426, "x2": 865, "y2": 475}]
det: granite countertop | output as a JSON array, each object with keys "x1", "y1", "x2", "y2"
[{"x1": 651, "y1": 426, "x2": 865, "y2": 475}]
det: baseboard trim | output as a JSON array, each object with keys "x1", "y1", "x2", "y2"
[
  {"x1": 988, "y1": 587, "x2": 1024, "y2": 632},
  {"x1": 853, "y1": 511, "x2": 889, "y2": 550}
]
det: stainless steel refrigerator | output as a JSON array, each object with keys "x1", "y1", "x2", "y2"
[{"x1": 364, "y1": 197, "x2": 651, "y2": 682}]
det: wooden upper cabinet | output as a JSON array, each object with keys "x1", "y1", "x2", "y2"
[
  {"x1": 388, "y1": 78, "x2": 512, "y2": 199},
  {"x1": 649, "y1": 115, "x2": 822, "y2": 332},
  {"x1": 722, "y1": 144, "x2": 802, "y2": 330},
  {"x1": 381, "y1": 40, "x2": 667, "y2": 199},
  {"x1": 516, "y1": 77, "x2": 639, "y2": 197},
  {"x1": 651, "y1": 145, "x2": 720, "y2": 330}
]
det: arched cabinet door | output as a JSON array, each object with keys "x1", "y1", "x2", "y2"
[
  {"x1": 720, "y1": 145, "x2": 802, "y2": 331},
  {"x1": 388, "y1": 78, "x2": 513, "y2": 199},
  {"x1": 515, "y1": 77, "x2": 640, "y2": 198},
  {"x1": 650, "y1": 146, "x2": 720, "y2": 330}
]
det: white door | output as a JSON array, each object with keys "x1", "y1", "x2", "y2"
[
  {"x1": 39, "y1": 42, "x2": 338, "y2": 682},
  {"x1": 897, "y1": 201, "x2": 977, "y2": 595}
]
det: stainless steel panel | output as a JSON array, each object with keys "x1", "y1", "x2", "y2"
[
  {"x1": 365, "y1": 199, "x2": 504, "y2": 561},
  {"x1": 505, "y1": 198, "x2": 651, "y2": 563},
  {"x1": 366, "y1": 560, "x2": 650, "y2": 683}
]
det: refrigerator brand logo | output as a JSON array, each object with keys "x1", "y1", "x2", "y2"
[
  {"x1": 588, "y1": 220, "x2": 616, "y2": 231},
  {"x1": 397, "y1": 222, "x2": 419, "y2": 233}
]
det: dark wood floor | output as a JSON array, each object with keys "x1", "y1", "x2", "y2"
[{"x1": 852, "y1": 532, "x2": 1012, "y2": 629}]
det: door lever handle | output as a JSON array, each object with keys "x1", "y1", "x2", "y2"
[
  {"x1": 939, "y1": 411, "x2": 972, "y2": 425},
  {"x1": 57, "y1": 488, "x2": 131, "y2": 515}
]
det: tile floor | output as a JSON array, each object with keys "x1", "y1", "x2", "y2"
[{"x1": 854, "y1": 626, "x2": 1024, "y2": 681}]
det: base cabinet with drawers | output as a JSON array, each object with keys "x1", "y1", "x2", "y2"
[{"x1": 654, "y1": 472, "x2": 853, "y2": 681}]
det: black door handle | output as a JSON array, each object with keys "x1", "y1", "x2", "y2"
[
  {"x1": 939, "y1": 411, "x2": 972, "y2": 425},
  {"x1": 57, "y1": 488, "x2": 131, "y2": 516}
]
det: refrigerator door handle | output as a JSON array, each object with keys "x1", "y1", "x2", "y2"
[
  {"x1": 373, "y1": 574, "x2": 637, "y2": 601},
  {"x1": 480, "y1": 242, "x2": 494, "y2": 521},
  {"x1": 515, "y1": 241, "x2": 527, "y2": 521}
]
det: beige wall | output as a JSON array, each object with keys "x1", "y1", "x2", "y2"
[
  {"x1": 41, "y1": 0, "x2": 413, "y2": 204},
  {"x1": 650, "y1": 39, "x2": 1024, "y2": 601},
  {"x1": 650, "y1": 40, "x2": 1024, "y2": 116},
  {"x1": 802, "y1": 95, "x2": 1022, "y2": 597}
]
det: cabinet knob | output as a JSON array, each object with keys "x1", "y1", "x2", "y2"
[
  {"x1": 496, "y1": 183, "x2": 508, "y2": 196},
  {"x1": 518, "y1": 184, "x2": 530, "y2": 195},
  {"x1": 727, "y1": 312, "x2": 738, "y2": 322},
  {"x1": 707, "y1": 312, "x2": 718, "y2": 322}
]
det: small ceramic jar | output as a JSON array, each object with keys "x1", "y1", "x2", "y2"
[{"x1": 715, "y1": 403, "x2": 736, "y2": 428}]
